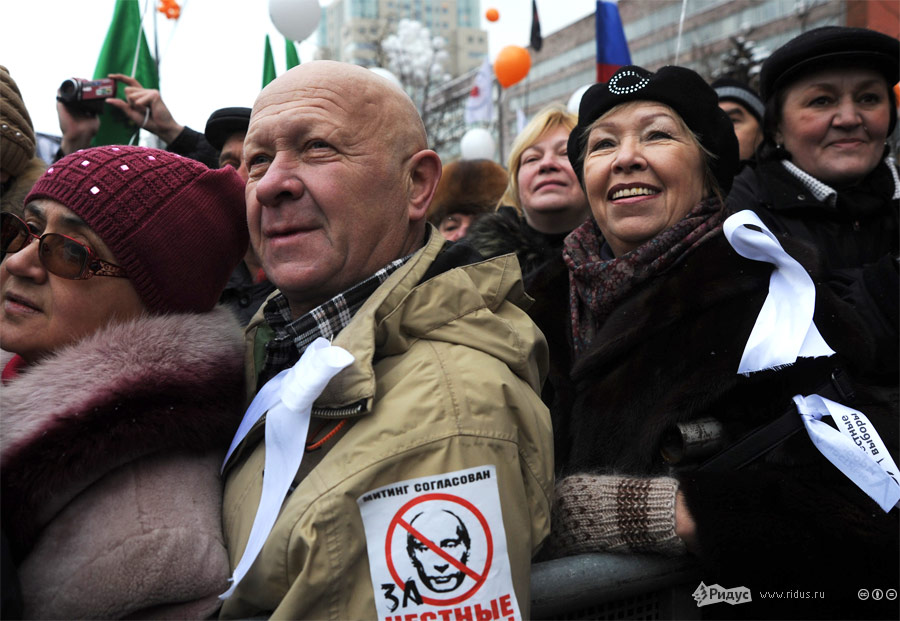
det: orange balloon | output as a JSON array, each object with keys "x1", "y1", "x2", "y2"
[
  {"x1": 485, "y1": 8, "x2": 499, "y2": 22},
  {"x1": 494, "y1": 46, "x2": 531, "y2": 88}
]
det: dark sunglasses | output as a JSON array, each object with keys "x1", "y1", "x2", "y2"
[{"x1": 1, "y1": 212, "x2": 128, "y2": 280}]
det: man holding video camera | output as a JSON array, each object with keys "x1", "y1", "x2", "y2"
[{"x1": 54, "y1": 74, "x2": 218, "y2": 167}]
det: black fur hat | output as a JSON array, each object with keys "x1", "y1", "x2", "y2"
[{"x1": 567, "y1": 65, "x2": 739, "y2": 195}]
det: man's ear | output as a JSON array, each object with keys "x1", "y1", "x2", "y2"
[{"x1": 407, "y1": 150, "x2": 442, "y2": 223}]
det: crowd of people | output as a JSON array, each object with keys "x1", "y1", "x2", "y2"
[{"x1": 0, "y1": 24, "x2": 897, "y2": 621}]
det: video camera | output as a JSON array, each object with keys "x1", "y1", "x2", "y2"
[{"x1": 56, "y1": 78, "x2": 117, "y2": 116}]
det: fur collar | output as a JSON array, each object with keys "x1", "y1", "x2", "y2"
[
  {"x1": 1, "y1": 306, "x2": 246, "y2": 554},
  {"x1": 559, "y1": 235, "x2": 876, "y2": 474},
  {"x1": 465, "y1": 207, "x2": 566, "y2": 277}
]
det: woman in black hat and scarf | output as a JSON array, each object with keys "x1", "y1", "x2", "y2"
[
  {"x1": 727, "y1": 26, "x2": 900, "y2": 373},
  {"x1": 530, "y1": 64, "x2": 898, "y2": 619}
]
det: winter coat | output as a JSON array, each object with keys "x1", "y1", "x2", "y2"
[
  {"x1": 726, "y1": 159, "x2": 900, "y2": 372},
  {"x1": 166, "y1": 126, "x2": 220, "y2": 168},
  {"x1": 219, "y1": 261, "x2": 277, "y2": 326},
  {"x1": 1, "y1": 307, "x2": 246, "y2": 619},
  {"x1": 463, "y1": 206, "x2": 570, "y2": 281},
  {"x1": 529, "y1": 232, "x2": 899, "y2": 619},
  {"x1": 726, "y1": 158, "x2": 899, "y2": 271},
  {"x1": 219, "y1": 228, "x2": 554, "y2": 620}
]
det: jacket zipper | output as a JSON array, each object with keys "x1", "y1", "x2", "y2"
[{"x1": 311, "y1": 398, "x2": 367, "y2": 418}]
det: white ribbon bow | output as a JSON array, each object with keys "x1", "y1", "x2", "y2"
[
  {"x1": 723, "y1": 210, "x2": 835, "y2": 375},
  {"x1": 220, "y1": 337, "x2": 354, "y2": 599},
  {"x1": 794, "y1": 394, "x2": 900, "y2": 512}
]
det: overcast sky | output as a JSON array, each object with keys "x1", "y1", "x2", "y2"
[{"x1": 1, "y1": 0, "x2": 596, "y2": 137}]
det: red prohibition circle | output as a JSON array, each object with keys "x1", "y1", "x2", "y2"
[{"x1": 385, "y1": 492, "x2": 493, "y2": 607}]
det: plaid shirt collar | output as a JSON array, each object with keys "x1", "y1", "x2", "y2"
[
  {"x1": 781, "y1": 160, "x2": 838, "y2": 206},
  {"x1": 259, "y1": 254, "x2": 413, "y2": 382}
]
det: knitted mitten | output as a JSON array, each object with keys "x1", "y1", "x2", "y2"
[{"x1": 545, "y1": 474, "x2": 686, "y2": 558}]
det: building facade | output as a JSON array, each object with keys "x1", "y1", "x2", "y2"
[
  {"x1": 436, "y1": 0, "x2": 896, "y2": 160},
  {"x1": 317, "y1": 0, "x2": 488, "y2": 77}
]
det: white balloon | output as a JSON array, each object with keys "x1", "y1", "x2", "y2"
[
  {"x1": 368, "y1": 67, "x2": 403, "y2": 89},
  {"x1": 269, "y1": 0, "x2": 321, "y2": 42},
  {"x1": 460, "y1": 128, "x2": 496, "y2": 161},
  {"x1": 567, "y1": 83, "x2": 593, "y2": 115}
]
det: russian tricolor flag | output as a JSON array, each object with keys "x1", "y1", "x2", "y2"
[{"x1": 596, "y1": 0, "x2": 631, "y2": 83}]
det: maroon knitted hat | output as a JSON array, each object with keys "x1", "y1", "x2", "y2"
[{"x1": 25, "y1": 146, "x2": 248, "y2": 314}]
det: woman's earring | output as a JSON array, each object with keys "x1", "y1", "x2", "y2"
[{"x1": 773, "y1": 142, "x2": 790, "y2": 160}]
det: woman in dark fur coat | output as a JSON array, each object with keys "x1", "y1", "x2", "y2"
[
  {"x1": 532, "y1": 65, "x2": 899, "y2": 619},
  {"x1": 1, "y1": 146, "x2": 249, "y2": 619},
  {"x1": 464, "y1": 103, "x2": 589, "y2": 279}
]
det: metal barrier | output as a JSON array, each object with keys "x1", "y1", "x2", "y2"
[{"x1": 530, "y1": 553, "x2": 702, "y2": 620}]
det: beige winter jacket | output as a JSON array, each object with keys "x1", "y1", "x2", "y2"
[{"x1": 220, "y1": 230, "x2": 554, "y2": 620}]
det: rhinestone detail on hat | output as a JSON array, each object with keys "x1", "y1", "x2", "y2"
[
  {"x1": 90, "y1": 186, "x2": 100, "y2": 195},
  {"x1": 120, "y1": 165, "x2": 130, "y2": 171},
  {"x1": 608, "y1": 70, "x2": 650, "y2": 95},
  {"x1": 81, "y1": 160, "x2": 90, "y2": 167}
]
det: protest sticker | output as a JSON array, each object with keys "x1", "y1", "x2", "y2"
[{"x1": 358, "y1": 465, "x2": 521, "y2": 621}]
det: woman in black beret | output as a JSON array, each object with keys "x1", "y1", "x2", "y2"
[
  {"x1": 528, "y1": 63, "x2": 898, "y2": 619},
  {"x1": 726, "y1": 26, "x2": 900, "y2": 372}
]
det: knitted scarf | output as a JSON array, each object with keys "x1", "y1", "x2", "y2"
[{"x1": 564, "y1": 197, "x2": 724, "y2": 354}]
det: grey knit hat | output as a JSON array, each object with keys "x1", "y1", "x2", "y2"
[{"x1": 712, "y1": 78, "x2": 764, "y2": 123}]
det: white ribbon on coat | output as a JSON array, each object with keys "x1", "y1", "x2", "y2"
[
  {"x1": 723, "y1": 210, "x2": 835, "y2": 375},
  {"x1": 220, "y1": 337, "x2": 354, "y2": 599},
  {"x1": 793, "y1": 394, "x2": 900, "y2": 512}
]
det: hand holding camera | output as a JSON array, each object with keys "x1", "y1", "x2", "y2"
[{"x1": 104, "y1": 74, "x2": 184, "y2": 144}]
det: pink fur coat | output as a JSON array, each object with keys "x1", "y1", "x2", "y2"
[{"x1": 1, "y1": 307, "x2": 246, "y2": 619}]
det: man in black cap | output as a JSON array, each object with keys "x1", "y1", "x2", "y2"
[
  {"x1": 205, "y1": 107, "x2": 251, "y2": 179},
  {"x1": 712, "y1": 77, "x2": 764, "y2": 163},
  {"x1": 204, "y1": 106, "x2": 277, "y2": 325}
]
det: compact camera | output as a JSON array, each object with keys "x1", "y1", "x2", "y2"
[{"x1": 57, "y1": 78, "x2": 117, "y2": 115}]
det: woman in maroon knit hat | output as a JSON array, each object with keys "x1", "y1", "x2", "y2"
[{"x1": 0, "y1": 145, "x2": 249, "y2": 619}]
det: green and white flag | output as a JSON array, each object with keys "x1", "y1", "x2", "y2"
[{"x1": 92, "y1": 0, "x2": 158, "y2": 147}]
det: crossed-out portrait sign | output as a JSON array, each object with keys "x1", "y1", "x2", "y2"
[{"x1": 358, "y1": 465, "x2": 521, "y2": 621}]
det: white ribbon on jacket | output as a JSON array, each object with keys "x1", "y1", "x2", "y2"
[
  {"x1": 793, "y1": 394, "x2": 900, "y2": 512},
  {"x1": 220, "y1": 337, "x2": 354, "y2": 599},
  {"x1": 723, "y1": 210, "x2": 835, "y2": 375}
]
